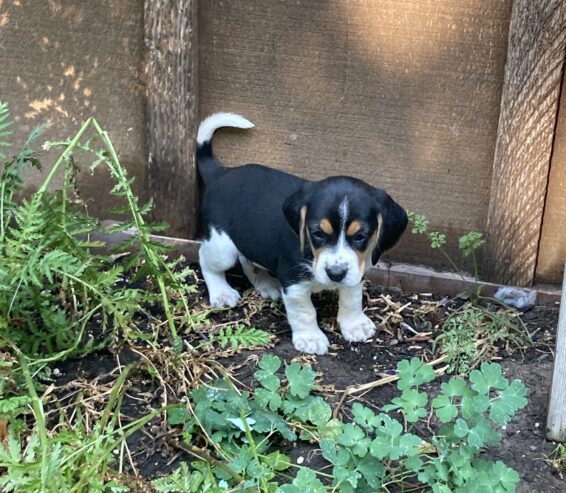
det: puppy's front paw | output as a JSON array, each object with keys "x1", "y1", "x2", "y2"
[
  {"x1": 293, "y1": 329, "x2": 329, "y2": 355},
  {"x1": 208, "y1": 287, "x2": 241, "y2": 308},
  {"x1": 339, "y1": 313, "x2": 376, "y2": 342}
]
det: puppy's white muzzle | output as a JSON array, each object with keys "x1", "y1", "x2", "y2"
[{"x1": 313, "y1": 242, "x2": 362, "y2": 287}]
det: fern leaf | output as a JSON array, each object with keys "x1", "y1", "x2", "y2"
[
  {"x1": 210, "y1": 325, "x2": 271, "y2": 349},
  {"x1": 0, "y1": 395, "x2": 32, "y2": 414}
]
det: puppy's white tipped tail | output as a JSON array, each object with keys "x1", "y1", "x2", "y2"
[{"x1": 196, "y1": 112, "x2": 255, "y2": 146}]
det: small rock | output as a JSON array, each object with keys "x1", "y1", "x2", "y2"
[
  {"x1": 529, "y1": 445, "x2": 537, "y2": 452},
  {"x1": 494, "y1": 287, "x2": 536, "y2": 310},
  {"x1": 297, "y1": 456, "x2": 304, "y2": 465}
]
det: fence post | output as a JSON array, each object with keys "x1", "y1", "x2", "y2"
[
  {"x1": 547, "y1": 259, "x2": 566, "y2": 442},
  {"x1": 144, "y1": 0, "x2": 199, "y2": 238},
  {"x1": 484, "y1": 0, "x2": 566, "y2": 286}
]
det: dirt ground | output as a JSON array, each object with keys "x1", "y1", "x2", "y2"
[{"x1": 53, "y1": 265, "x2": 564, "y2": 492}]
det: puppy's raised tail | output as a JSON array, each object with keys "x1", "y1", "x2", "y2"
[{"x1": 196, "y1": 112, "x2": 254, "y2": 183}]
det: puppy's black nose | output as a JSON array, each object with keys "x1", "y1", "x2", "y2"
[{"x1": 325, "y1": 265, "x2": 348, "y2": 282}]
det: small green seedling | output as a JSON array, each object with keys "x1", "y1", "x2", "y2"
[{"x1": 406, "y1": 210, "x2": 485, "y2": 288}]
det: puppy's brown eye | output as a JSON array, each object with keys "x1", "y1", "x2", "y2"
[
  {"x1": 352, "y1": 233, "x2": 367, "y2": 243},
  {"x1": 311, "y1": 230, "x2": 326, "y2": 241}
]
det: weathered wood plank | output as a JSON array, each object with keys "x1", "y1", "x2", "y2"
[
  {"x1": 485, "y1": 0, "x2": 566, "y2": 286},
  {"x1": 1, "y1": 0, "x2": 148, "y2": 218},
  {"x1": 547, "y1": 260, "x2": 566, "y2": 442},
  {"x1": 537, "y1": 72, "x2": 566, "y2": 284},
  {"x1": 145, "y1": 0, "x2": 198, "y2": 238}
]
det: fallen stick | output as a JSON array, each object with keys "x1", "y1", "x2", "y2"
[{"x1": 332, "y1": 355, "x2": 448, "y2": 418}]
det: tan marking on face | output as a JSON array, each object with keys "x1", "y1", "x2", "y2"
[
  {"x1": 346, "y1": 220, "x2": 362, "y2": 237},
  {"x1": 299, "y1": 206, "x2": 307, "y2": 256},
  {"x1": 319, "y1": 218, "x2": 333, "y2": 235},
  {"x1": 369, "y1": 213, "x2": 384, "y2": 266},
  {"x1": 354, "y1": 223, "x2": 380, "y2": 272},
  {"x1": 355, "y1": 249, "x2": 366, "y2": 273},
  {"x1": 375, "y1": 213, "x2": 383, "y2": 249}
]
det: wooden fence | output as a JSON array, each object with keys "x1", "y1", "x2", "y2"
[{"x1": 3, "y1": 0, "x2": 566, "y2": 286}]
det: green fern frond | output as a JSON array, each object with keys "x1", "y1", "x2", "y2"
[
  {"x1": 0, "y1": 396, "x2": 32, "y2": 416},
  {"x1": 207, "y1": 324, "x2": 272, "y2": 350}
]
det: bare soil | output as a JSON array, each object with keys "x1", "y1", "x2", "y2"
[{"x1": 52, "y1": 265, "x2": 564, "y2": 492}]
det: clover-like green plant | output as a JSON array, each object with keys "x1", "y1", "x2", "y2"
[{"x1": 162, "y1": 355, "x2": 527, "y2": 492}]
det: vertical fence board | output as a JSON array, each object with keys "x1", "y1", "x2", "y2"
[
  {"x1": 536, "y1": 72, "x2": 566, "y2": 284},
  {"x1": 145, "y1": 0, "x2": 199, "y2": 238},
  {"x1": 547, "y1": 260, "x2": 566, "y2": 442},
  {"x1": 485, "y1": 0, "x2": 566, "y2": 286}
]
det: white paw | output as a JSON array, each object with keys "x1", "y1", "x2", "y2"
[
  {"x1": 209, "y1": 286, "x2": 241, "y2": 308},
  {"x1": 256, "y1": 279, "x2": 281, "y2": 300},
  {"x1": 292, "y1": 329, "x2": 329, "y2": 355},
  {"x1": 339, "y1": 313, "x2": 376, "y2": 342}
]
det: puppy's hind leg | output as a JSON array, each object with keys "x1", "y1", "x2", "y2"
[
  {"x1": 239, "y1": 255, "x2": 281, "y2": 300},
  {"x1": 199, "y1": 228, "x2": 241, "y2": 307}
]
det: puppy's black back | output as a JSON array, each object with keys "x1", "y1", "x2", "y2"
[{"x1": 201, "y1": 163, "x2": 306, "y2": 275}]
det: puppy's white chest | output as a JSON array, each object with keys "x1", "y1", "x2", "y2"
[{"x1": 309, "y1": 281, "x2": 335, "y2": 293}]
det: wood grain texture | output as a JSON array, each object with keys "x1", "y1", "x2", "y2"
[
  {"x1": 198, "y1": 0, "x2": 512, "y2": 266},
  {"x1": 0, "y1": 0, "x2": 147, "y2": 218},
  {"x1": 485, "y1": 0, "x2": 566, "y2": 286},
  {"x1": 145, "y1": 0, "x2": 198, "y2": 238},
  {"x1": 537, "y1": 72, "x2": 566, "y2": 284},
  {"x1": 546, "y1": 261, "x2": 566, "y2": 442}
]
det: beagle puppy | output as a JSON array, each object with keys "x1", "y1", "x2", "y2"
[{"x1": 197, "y1": 113, "x2": 407, "y2": 355}]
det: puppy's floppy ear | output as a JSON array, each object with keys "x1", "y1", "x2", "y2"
[
  {"x1": 283, "y1": 185, "x2": 310, "y2": 256},
  {"x1": 371, "y1": 189, "x2": 408, "y2": 265}
]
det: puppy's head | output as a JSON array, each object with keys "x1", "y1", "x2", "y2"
[{"x1": 283, "y1": 177, "x2": 407, "y2": 287}]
